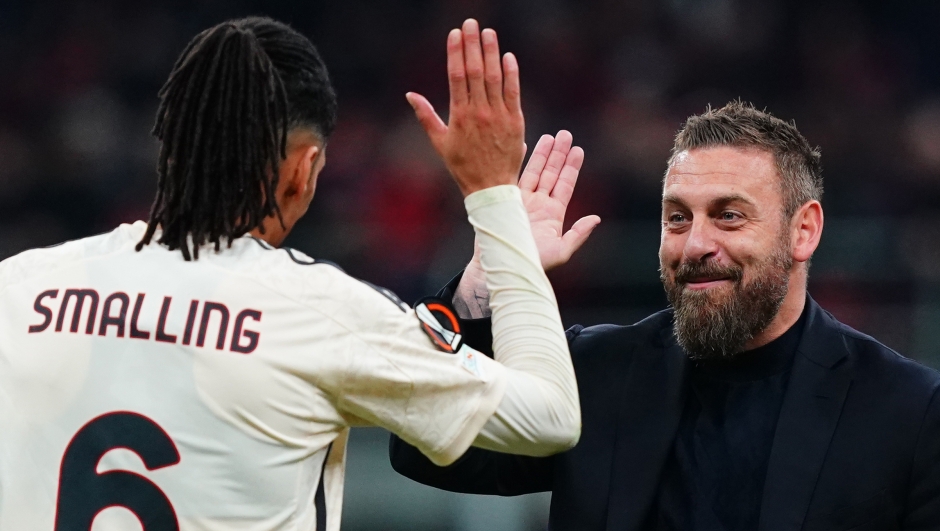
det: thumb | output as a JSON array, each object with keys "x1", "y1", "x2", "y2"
[
  {"x1": 561, "y1": 215, "x2": 601, "y2": 260},
  {"x1": 406, "y1": 92, "x2": 447, "y2": 150}
]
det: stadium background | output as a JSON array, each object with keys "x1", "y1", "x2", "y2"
[{"x1": 2, "y1": 0, "x2": 939, "y2": 529}]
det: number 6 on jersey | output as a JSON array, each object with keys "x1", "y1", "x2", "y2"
[{"x1": 55, "y1": 412, "x2": 180, "y2": 530}]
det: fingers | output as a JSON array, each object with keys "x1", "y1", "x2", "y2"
[
  {"x1": 536, "y1": 130, "x2": 574, "y2": 193},
  {"x1": 451, "y1": 19, "x2": 519, "y2": 112},
  {"x1": 429, "y1": 20, "x2": 525, "y2": 194},
  {"x1": 447, "y1": 29, "x2": 468, "y2": 107},
  {"x1": 481, "y1": 29, "x2": 503, "y2": 105},
  {"x1": 462, "y1": 19, "x2": 488, "y2": 104},
  {"x1": 549, "y1": 146, "x2": 585, "y2": 206},
  {"x1": 519, "y1": 134, "x2": 555, "y2": 192},
  {"x1": 503, "y1": 53, "x2": 521, "y2": 114},
  {"x1": 561, "y1": 215, "x2": 602, "y2": 260},
  {"x1": 406, "y1": 92, "x2": 448, "y2": 150}
]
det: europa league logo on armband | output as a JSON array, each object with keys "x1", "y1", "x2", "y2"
[
  {"x1": 414, "y1": 298, "x2": 465, "y2": 354},
  {"x1": 414, "y1": 298, "x2": 484, "y2": 378}
]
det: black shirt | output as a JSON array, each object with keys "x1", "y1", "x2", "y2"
[{"x1": 650, "y1": 307, "x2": 808, "y2": 531}]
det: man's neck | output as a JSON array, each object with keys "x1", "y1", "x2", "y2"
[
  {"x1": 743, "y1": 273, "x2": 807, "y2": 351},
  {"x1": 249, "y1": 218, "x2": 288, "y2": 248}
]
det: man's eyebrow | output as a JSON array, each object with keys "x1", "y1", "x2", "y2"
[
  {"x1": 709, "y1": 194, "x2": 756, "y2": 208},
  {"x1": 661, "y1": 193, "x2": 756, "y2": 208},
  {"x1": 662, "y1": 194, "x2": 685, "y2": 206}
]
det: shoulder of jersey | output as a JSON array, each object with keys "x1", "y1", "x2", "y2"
[
  {"x1": 248, "y1": 238, "x2": 410, "y2": 313},
  {"x1": 0, "y1": 224, "x2": 131, "y2": 288}
]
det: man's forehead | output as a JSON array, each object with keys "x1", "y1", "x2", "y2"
[{"x1": 663, "y1": 146, "x2": 779, "y2": 199}]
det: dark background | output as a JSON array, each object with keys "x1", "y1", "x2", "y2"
[{"x1": 2, "y1": 0, "x2": 939, "y2": 529}]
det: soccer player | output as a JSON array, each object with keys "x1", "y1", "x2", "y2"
[{"x1": 0, "y1": 17, "x2": 579, "y2": 530}]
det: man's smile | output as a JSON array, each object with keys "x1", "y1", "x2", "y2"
[{"x1": 682, "y1": 277, "x2": 733, "y2": 290}]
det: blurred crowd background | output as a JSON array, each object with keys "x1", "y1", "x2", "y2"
[{"x1": 2, "y1": 0, "x2": 940, "y2": 529}]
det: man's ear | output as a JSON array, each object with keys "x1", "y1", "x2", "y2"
[
  {"x1": 284, "y1": 144, "x2": 320, "y2": 198},
  {"x1": 791, "y1": 200, "x2": 823, "y2": 263},
  {"x1": 300, "y1": 145, "x2": 320, "y2": 195}
]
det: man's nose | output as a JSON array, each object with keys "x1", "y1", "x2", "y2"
[{"x1": 683, "y1": 219, "x2": 719, "y2": 262}]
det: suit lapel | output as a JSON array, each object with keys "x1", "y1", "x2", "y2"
[
  {"x1": 759, "y1": 297, "x2": 854, "y2": 531},
  {"x1": 605, "y1": 328, "x2": 690, "y2": 531}
]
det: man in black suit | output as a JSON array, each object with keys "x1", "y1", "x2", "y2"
[{"x1": 390, "y1": 102, "x2": 940, "y2": 530}]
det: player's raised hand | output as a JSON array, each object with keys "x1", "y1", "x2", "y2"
[
  {"x1": 519, "y1": 131, "x2": 601, "y2": 270},
  {"x1": 406, "y1": 19, "x2": 525, "y2": 197}
]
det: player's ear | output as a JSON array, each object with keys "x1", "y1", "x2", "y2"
[
  {"x1": 303, "y1": 144, "x2": 322, "y2": 196},
  {"x1": 282, "y1": 143, "x2": 320, "y2": 199},
  {"x1": 297, "y1": 144, "x2": 320, "y2": 194}
]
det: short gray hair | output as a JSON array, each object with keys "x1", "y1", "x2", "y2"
[{"x1": 669, "y1": 100, "x2": 823, "y2": 219}]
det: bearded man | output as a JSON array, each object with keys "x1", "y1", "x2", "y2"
[{"x1": 389, "y1": 101, "x2": 940, "y2": 531}]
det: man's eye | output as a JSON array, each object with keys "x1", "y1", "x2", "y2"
[
  {"x1": 668, "y1": 213, "x2": 686, "y2": 223},
  {"x1": 720, "y1": 212, "x2": 740, "y2": 221}
]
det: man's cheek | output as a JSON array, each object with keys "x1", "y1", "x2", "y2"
[
  {"x1": 658, "y1": 250, "x2": 682, "y2": 274},
  {"x1": 659, "y1": 233, "x2": 686, "y2": 259},
  {"x1": 660, "y1": 267, "x2": 679, "y2": 289}
]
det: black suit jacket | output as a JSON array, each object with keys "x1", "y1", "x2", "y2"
[{"x1": 390, "y1": 296, "x2": 940, "y2": 531}]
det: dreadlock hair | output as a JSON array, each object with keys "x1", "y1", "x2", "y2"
[{"x1": 137, "y1": 16, "x2": 338, "y2": 260}]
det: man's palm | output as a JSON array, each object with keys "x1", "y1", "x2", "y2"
[
  {"x1": 455, "y1": 130, "x2": 599, "y2": 318},
  {"x1": 519, "y1": 131, "x2": 600, "y2": 270}
]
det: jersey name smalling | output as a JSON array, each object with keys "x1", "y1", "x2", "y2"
[{"x1": 28, "y1": 289, "x2": 262, "y2": 354}]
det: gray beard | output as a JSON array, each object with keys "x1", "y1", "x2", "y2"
[{"x1": 662, "y1": 251, "x2": 792, "y2": 361}]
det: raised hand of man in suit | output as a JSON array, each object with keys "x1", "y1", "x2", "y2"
[{"x1": 454, "y1": 131, "x2": 601, "y2": 319}]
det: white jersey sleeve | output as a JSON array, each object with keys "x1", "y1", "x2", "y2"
[{"x1": 464, "y1": 186, "x2": 580, "y2": 456}]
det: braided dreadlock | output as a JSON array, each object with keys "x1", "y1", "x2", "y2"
[{"x1": 137, "y1": 17, "x2": 337, "y2": 260}]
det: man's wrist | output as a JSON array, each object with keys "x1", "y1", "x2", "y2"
[{"x1": 453, "y1": 260, "x2": 491, "y2": 319}]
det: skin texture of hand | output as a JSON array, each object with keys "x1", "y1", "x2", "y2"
[
  {"x1": 519, "y1": 131, "x2": 601, "y2": 270},
  {"x1": 453, "y1": 131, "x2": 602, "y2": 319},
  {"x1": 406, "y1": 19, "x2": 525, "y2": 197}
]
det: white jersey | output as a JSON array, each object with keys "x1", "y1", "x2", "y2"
[{"x1": 0, "y1": 220, "x2": 509, "y2": 530}]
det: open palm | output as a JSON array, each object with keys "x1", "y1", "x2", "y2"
[
  {"x1": 520, "y1": 131, "x2": 600, "y2": 270},
  {"x1": 454, "y1": 130, "x2": 600, "y2": 317}
]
